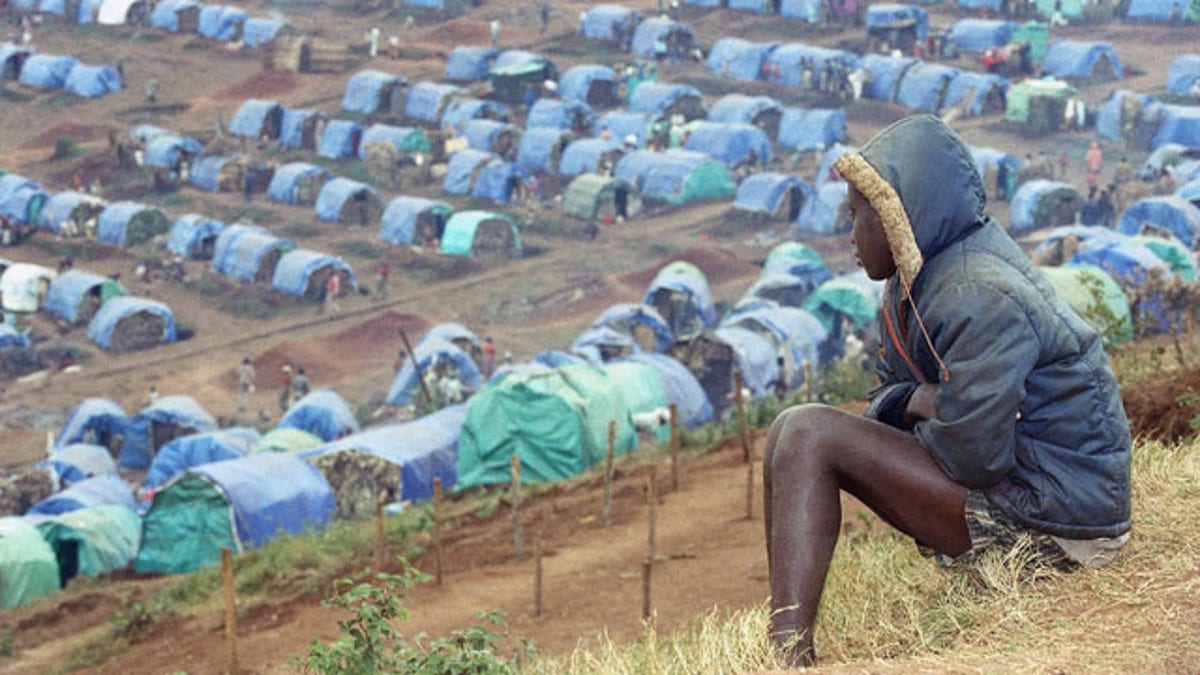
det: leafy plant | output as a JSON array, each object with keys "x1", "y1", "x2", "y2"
[
  {"x1": 1177, "y1": 388, "x2": 1200, "y2": 431},
  {"x1": 109, "y1": 596, "x2": 176, "y2": 642}
]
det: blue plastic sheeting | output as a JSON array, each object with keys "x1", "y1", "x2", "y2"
[
  {"x1": 778, "y1": 107, "x2": 847, "y2": 152},
  {"x1": 570, "y1": 325, "x2": 639, "y2": 364},
  {"x1": 860, "y1": 53, "x2": 918, "y2": 102},
  {"x1": 44, "y1": 269, "x2": 124, "y2": 324},
  {"x1": 643, "y1": 261, "x2": 717, "y2": 328},
  {"x1": 629, "y1": 18, "x2": 695, "y2": 58},
  {"x1": 765, "y1": 44, "x2": 859, "y2": 90},
  {"x1": 142, "y1": 133, "x2": 204, "y2": 169},
  {"x1": 708, "y1": 94, "x2": 782, "y2": 126},
  {"x1": 87, "y1": 296, "x2": 176, "y2": 353},
  {"x1": 1177, "y1": 179, "x2": 1200, "y2": 206},
  {"x1": 492, "y1": 49, "x2": 552, "y2": 72},
  {"x1": 591, "y1": 303, "x2": 674, "y2": 352},
  {"x1": 1166, "y1": 55, "x2": 1200, "y2": 95},
  {"x1": 278, "y1": 389, "x2": 360, "y2": 442},
  {"x1": 55, "y1": 399, "x2": 126, "y2": 450},
  {"x1": 816, "y1": 143, "x2": 857, "y2": 190},
  {"x1": 315, "y1": 178, "x2": 380, "y2": 223},
  {"x1": 796, "y1": 181, "x2": 848, "y2": 234},
  {"x1": 733, "y1": 173, "x2": 813, "y2": 215},
  {"x1": 445, "y1": 46, "x2": 500, "y2": 81},
  {"x1": 63, "y1": 63, "x2": 121, "y2": 98},
  {"x1": 149, "y1": 0, "x2": 198, "y2": 30},
  {"x1": 558, "y1": 64, "x2": 618, "y2": 104},
  {"x1": 0, "y1": 179, "x2": 49, "y2": 226},
  {"x1": 242, "y1": 17, "x2": 285, "y2": 49},
  {"x1": 955, "y1": 0, "x2": 1003, "y2": 10},
  {"x1": 895, "y1": 63, "x2": 961, "y2": 111},
  {"x1": 950, "y1": 19, "x2": 1014, "y2": 52},
  {"x1": 517, "y1": 127, "x2": 570, "y2": 173},
  {"x1": 143, "y1": 428, "x2": 260, "y2": 491},
  {"x1": 38, "y1": 192, "x2": 101, "y2": 234},
  {"x1": 440, "y1": 98, "x2": 508, "y2": 132},
  {"x1": 460, "y1": 119, "x2": 511, "y2": 153},
  {"x1": 279, "y1": 109, "x2": 324, "y2": 149},
  {"x1": 359, "y1": 124, "x2": 430, "y2": 160},
  {"x1": 188, "y1": 453, "x2": 335, "y2": 550},
  {"x1": 380, "y1": 196, "x2": 452, "y2": 245},
  {"x1": 1172, "y1": 160, "x2": 1200, "y2": 183},
  {"x1": 198, "y1": 5, "x2": 247, "y2": 40},
  {"x1": 1041, "y1": 40, "x2": 1123, "y2": 79},
  {"x1": 229, "y1": 99, "x2": 283, "y2": 139},
  {"x1": 387, "y1": 339, "x2": 483, "y2": 405},
  {"x1": 780, "y1": 0, "x2": 825, "y2": 21},
  {"x1": 271, "y1": 249, "x2": 357, "y2": 297},
  {"x1": 865, "y1": 4, "x2": 929, "y2": 39},
  {"x1": 629, "y1": 81, "x2": 706, "y2": 117},
  {"x1": 211, "y1": 224, "x2": 292, "y2": 281},
  {"x1": 36, "y1": 444, "x2": 118, "y2": 486},
  {"x1": 968, "y1": 146, "x2": 1021, "y2": 186},
  {"x1": 581, "y1": 5, "x2": 642, "y2": 39},
  {"x1": 619, "y1": 352, "x2": 713, "y2": 427},
  {"x1": 425, "y1": 323, "x2": 483, "y2": 351},
  {"x1": 304, "y1": 404, "x2": 468, "y2": 502},
  {"x1": 713, "y1": 326, "x2": 779, "y2": 397},
  {"x1": 1126, "y1": 0, "x2": 1192, "y2": 20},
  {"x1": 1069, "y1": 240, "x2": 1172, "y2": 286},
  {"x1": 615, "y1": 148, "x2": 701, "y2": 188},
  {"x1": 1009, "y1": 179, "x2": 1082, "y2": 233},
  {"x1": 643, "y1": 154, "x2": 735, "y2": 203},
  {"x1": 443, "y1": 149, "x2": 493, "y2": 195},
  {"x1": 1116, "y1": 195, "x2": 1200, "y2": 248},
  {"x1": 684, "y1": 122, "x2": 771, "y2": 167},
  {"x1": 684, "y1": 0, "x2": 721, "y2": 6},
  {"x1": 342, "y1": 70, "x2": 408, "y2": 114},
  {"x1": 760, "y1": 256, "x2": 834, "y2": 296},
  {"x1": 317, "y1": 119, "x2": 363, "y2": 159},
  {"x1": 707, "y1": 38, "x2": 778, "y2": 81},
  {"x1": 267, "y1": 162, "x2": 332, "y2": 204},
  {"x1": 28, "y1": 475, "x2": 135, "y2": 516},
  {"x1": 94, "y1": 202, "x2": 160, "y2": 248},
  {"x1": 187, "y1": 155, "x2": 235, "y2": 192},
  {"x1": 405, "y1": 81, "x2": 467, "y2": 124},
  {"x1": 121, "y1": 396, "x2": 217, "y2": 470},
  {"x1": 1151, "y1": 104, "x2": 1200, "y2": 149},
  {"x1": 559, "y1": 137, "x2": 621, "y2": 176},
  {"x1": 722, "y1": 304, "x2": 828, "y2": 380},
  {"x1": 531, "y1": 351, "x2": 581, "y2": 370},
  {"x1": 526, "y1": 98, "x2": 596, "y2": 131},
  {"x1": 76, "y1": 0, "x2": 102, "y2": 21},
  {"x1": 473, "y1": 158, "x2": 523, "y2": 204},
  {"x1": 0, "y1": 325, "x2": 30, "y2": 350},
  {"x1": 597, "y1": 111, "x2": 654, "y2": 147},
  {"x1": 943, "y1": 71, "x2": 1009, "y2": 116},
  {"x1": 18, "y1": 53, "x2": 77, "y2": 89},
  {"x1": 1097, "y1": 90, "x2": 1151, "y2": 140},
  {"x1": 0, "y1": 174, "x2": 40, "y2": 207}
]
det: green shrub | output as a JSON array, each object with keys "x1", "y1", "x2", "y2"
[{"x1": 339, "y1": 240, "x2": 384, "y2": 260}]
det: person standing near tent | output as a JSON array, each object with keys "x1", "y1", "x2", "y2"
[
  {"x1": 324, "y1": 273, "x2": 341, "y2": 316},
  {"x1": 481, "y1": 336, "x2": 497, "y2": 379},
  {"x1": 489, "y1": 19, "x2": 500, "y2": 48},
  {"x1": 146, "y1": 76, "x2": 159, "y2": 103},
  {"x1": 291, "y1": 367, "x2": 310, "y2": 404},
  {"x1": 762, "y1": 115, "x2": 1131, "y2": 666},
  {"x1": 375, "y1": 261, "x2": 390, "y2": 300},
  {"x1": 237, "y1": 357, "x2": 255, "y2": 416},
  {"x1": 539, "y1": 2, "x2": 550, "y2": 33},
  {"x1": 368, "y1": 26, "x2": 380, "y2": 58},
  {"x1": 1085, "y1": 141, "x2": 1104, "y2": 193}
]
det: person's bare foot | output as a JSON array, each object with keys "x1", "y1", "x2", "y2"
[{"x1": 769, "y1": 624, "x2": 816, "y2": 668}]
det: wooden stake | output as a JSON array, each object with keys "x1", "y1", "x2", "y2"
[
  {"x1": 734, "y1": 370, "x2": 751, "y2": 464},
  {"x1": 400, "y1": 329, "x2": 432, "y2": 407},
  {"x1": 803, "y1": 359, "x2": 813, "y2": 403},
  {"x1": 433, "y1": 477, "x2": 443, "y2": 585},
  {"x1": 746, "y1": 446, "x2": 755, "y2": 521},
  {"x1": 647, "y1": 467, "x2": 657, "y2": 561},
  {"x1": 511, "y1": 454, "x2": 524, "y2": 563},
  {"x1": 603, "y1": 420, "x2": 616, "y2": 527},
  {"x1": 668, "y1": 403, "x2": 679, "y2": 491},
  {"x1": 374, "y1": 498, "x2": 385, "y2": 571},
  {"x1": 221, "y1": 547, "x2": 238, "y2": 675},
  {"x1": 641, "y1": 558, "x2": 653, "y2": 621},
  {"x1": 533, "y1": 536, "x2": 543, "y2": 618}
]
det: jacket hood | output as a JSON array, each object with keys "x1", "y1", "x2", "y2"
[{"x1": 834, "y1": 115, "x2": 986, "y2": 293}]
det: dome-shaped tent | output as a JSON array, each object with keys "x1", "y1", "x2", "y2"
[
  {"x1": 43, "y1": 269, "x2": 125, "y2": 326},
  {"x1": 279, "y1": 388, "x2": 360, "y2": 442},
  {"x1": 266, "y1": 162, "x2": 332, "y2": 205},
  {"x1": 559, "y1": 64, "x2": 621, "y2": 108},
  {"x1": 1115, "y1": 195, "x2": 1200, "y2": 249},
  {"x1": 34, "y1": 505, "x2": 140, "y2": 591},
  {"x1": 142, "y1": 428, "x2": 261, "y2": 491},
  {"x1": 55, "y1": 398, "x2": 126, "y2": 451},
  {"x1": 642, "y1": 260, "x2": 716, "y2": 340},
  {"x1": 211, "y1": 224, "x2": 294, "y2": 282},
  {"x1": 732, "y1": 173, "x2": 813, "y2": 222},
  {"x1": 167, "y1": 214, "x2": 226, "y2": 260},
  {"x1": 342, "y1": 70, "x2": 408, "y2": 114},
  {"x1": 229, "y1": 99, "x2": 284, "y2": 140},
  {"x1": 27, "y1": 474, "x2": 136, "y2": 516},
  {"x1": 0, "y1": 517, "x2": 60, "y2": 609},
  {"x1": 706, "y1": 38, "x2": 779, "y2": 82},
  {"x1": 1009, "y1": 180, "x2": 1083, "y2": 234},
  {"x1": 1, "y1": 263, "x2": 56, "y2": 313},
  {"x1": 590, "y1": 302, "x2": 674, "y2": 353},
  {"x1": 387, "y1": 338, "x2": 483, "y2": 406},
  {"x1": 314, "y1": 178, "x2": 383, "y2": 226},
  {"x1": 379, "y1": 196, "x2": 452, "y2": 246},
  {"x1": 562, "y1": 173, "x2": 641, "y2": 221},
  {"x1": 86, "y1": 296, "x2": 176, "y2": 354},
  {"x1": 317, "y1": 119, "x2": 363, "y2": 159},
  {"x1": 36, "y1": 443, "x2": 118, "y2": 486},
  {"x1": 271, "y1": 249, "x2": 357, "y2": 299},
  {"x1": 37, "y1": 191, "x2": 104, "y2": 237},
  {"x1": 404, "y1": 81, "x2": 467, "y2": 124},
  {"x1": 95, "y1": 201, "x2": 169, "y2": 248}
]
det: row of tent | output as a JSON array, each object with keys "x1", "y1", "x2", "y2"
[
  {"x1": 1097, "y1": 90, "x2": 1200, "y2": 151},
  {"x1": 0, "y1": 44, "x2": 122, "y2": 98},
  {"x1": 677, "y1": 0, "x2": 1198, "y2": 22}
]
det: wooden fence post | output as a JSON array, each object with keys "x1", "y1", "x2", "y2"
[
  {"x1": 734, "y1": 370, "x2": 751, "y2": 464},
  {"x1": 603, "y1": 420, "x2": 616, "y2": 527},
  {"x1": 534, "y1": 536, "x2": 543, "y2": 618},
  {"x1": 641, "y1": 558, "x2": 653, "y2": 622},
  {"x1": 221, "y1": 547, "x2": 238, "y2": 675},
  {"x1": 804, "y1": 359, "x2": 813, "y2": 403},
  {"x1": 433, "y1": 477, "x2": 443, "y2": 585},
  {"x1": 746, "y1": 444, "x2": 755, "y2": 521},
  {"x1": 374, "y1": 498, "x2": 385, "y2": 571},
  {"x1": 647, "y1": 467, "x2": 657, "y2": 561},
  {"x1": 511, "y1": 454, "x2": 524, "y2": 563},
  {"x1": 669, "y1": 403, "x2": 679, "y2": 491}
]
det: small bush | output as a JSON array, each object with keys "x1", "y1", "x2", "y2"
[
  {"x1": 109, "y1": 596, "x2": 175, "y2": 642},
  {"x1": 50, "y1": 137, "x2": 82, "y2": 161},
  {"x1": 279, "y1": 221, "x2": 323, "y2": 239},
  {"x1": 339, "y1": 240, "x2": 383, "y2": 260}
]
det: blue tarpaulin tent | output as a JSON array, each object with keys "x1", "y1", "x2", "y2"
[
  {"x1": 358, "y1": 124, "x2": 431, "y2": 159},
  {"x1": 472, "y1": 158, "x2": 523, "y2": 204},
  {"x1": 1116, "y1": 195, "x2": 1200, "y2": 248},
  {"x1": 229, "y1": 99, "x2": 284, "y2": 140},
  {"x1": 197, "y1": 5, "x2": 247, "y2": 40},
  {"x1": 387, "y1": 339, "x2": 483, "y2": 406},
  {"x1": 580, "y1": 5, "x2": 643, "y2": 41},
  {"x1": 341, "y1": 70, "x2": 408, "y2": 114},
  {"x1": 168, "y1": 214, "x2": 226, "y2": 260},
  {"x1": 865, "y1": 4, "x2": 929, "y2": 39},
  {"x1": 558, "y1": 137, "x2": 621, "y2": 176},
  {"x1": 0, "y1": 325, "x2": 29, "y2": 350},
  {"x1": 1167, "y1": 55, "x2": 1200, "y2": 94},
  {"x1": 683, "y1": 122, "x2": 771, "y2": 167},
  {"x1": 1151, "y1": 104, "x2": 1200, "y2": 149},
  {"x1": 795, "y1": 181, "x2": 848, "y2": 234},
  {"x1": 526, "y1": 98, "x2": 597, "y2": 132},
  {"x1": 713, "y1": 326, "x2": 779, "y2": 397},
  {"x1": 63, "y1": 63, "x2": 121, "y2": 98},
  {"x1": 459, "y1": 119, "x2": 515, "y2": 154},
  {"x1": 571, "y1": 325, "x2": 641, "y2": 364},
  {"x1": 642, "y1": 261, "x2": 716, "y2": 338},
  {"x1": 314, "y1": 178, "x2": 381, "y2": 225},
  {"x1": 86, "y1": 296, "x2": 176, "y2": 353},
  {"x1": 404, "y1": 81, "x2": 467, "y2": 124},
  {"x1": 425, "y1": 323, "x2": 482, "y2": 352},
  {"x1": 36, "y1": 443, "x2": 118, "y2": 486},
  {"x1": 267, "y1": 162, "x2": 332, "y2": 204},
  {"x1": 445, "y1": 46, "x2": 499, "y2": 81},
  {"x1": 0, "y1": 175, "x2": 49, "y2": 226},
  {"x1": 242, "y1": 17, "x2": 286, "y2": 49},
  {"x1": 440, "y1": 98, "x2": 508, "y2": 132},
  {"x1": 943, "y1": 71, "x2": 1009, "y2": 116},
  {"x1": 143, "y1": 428, "x2": 261, "y2": 491},
  {"x1": 279, "y1": 109, "x2": 326, "y2": 150},
  {"x1": 765, "y1": 44, "x2": 858, "y2": 90},
  {"x1": 188, "y1": 155, "x2": 240, "y2": 192},
  {"x1": 491, "y1": 49, "x2": 548, "y2": 71},
  {"x1": 707, "y1": 38, "x2": 778, "y2": 81},
  {"x1": 1126, "y1": 0, "x2": 1197, "y2": 21},
  {"x1": 618, "y1": 352, "x2": 713, "y2": 428},
  {"x1": 722, "y1": 304, "x2": 827, "y2": 385},
  {"x1": 895, "y1": 62, "x2": 960, "y2": 111},
  {"x1": 1069, "y1": 240, "x2": 1172, "y2": 288},
  {"x1": 95, "y1": 201, "x2": 167, "y2": 248},
  {"x1": 149, "y1": 0, "x2": 198, "y2": 30},
  {"x1": 597, "y1": 111, "x2": 654, "y2": 147},
  {"x1": 55, "y1": 399, "x2": 125, "y2": 450},
  {"x1": 27, "y1": 475, "x2": 135, "y2": 516},
  {"x1": 279, "y1": 389, "x2": 360, "y2": 442},
  {"x1": 271, "y1": 249, "x2": 357, "y2": 298},
  {"x1": 707, "y1": 94, "x2": 783, "y2": 127},
  {"x1": 860, "y1": 53, "x2": 918, "y2": 102},
  {"x1": 950, "y1": 19, "x2": 1014, "y2": 52},
  {"x1": 1009, "y1": 179, "x2": 1083, "y2": 233},
  {"x1": 443, "y1": 149, "x2": 493, "y2": 195},
  {"x1": 379, "y1": 196, "x2": 452, "y2": 245},
  {"x1": 142, "y1": 133, "x2": 203, "y2": 169},
  {"x1": 780, "y1": 0, "x2": 825, "y2": 21},
  {"x1": 121, "y1": 396, "x2": 216, "y2": 470},
  {"x1": 733, "y1": 173, "x2": 813, "y2": 218},
  {"x1": 1041, "y1": 40, "x2": 1123, "y2": 79},
  {"x1": 778, "y1": 107, "x2": 847, "y2": 152},
  {"x1": 317, "y1": 119, "x2": 363, "y2": 159},
  {"x1": 516, "y1": 127, "x2": 571, "y2": 173},
  {"x1": 1178, "y1": 179, "x2": 1200, "y2": 207},
  {"x1": 1097, "y1": 90, "x2": 1151, "y2": 140},
  {"x1": 629, "y1": 81, "x2": 707, "y2": 119},
  {"x1": 211, "y1": 224, "x2": 293, "y2": 281},
  {"x1": 629, "y1": 17, "x2": 696, "y2": 59},
  {"x1": 558, "y1": 64, "x2": 620, "y2": 107},
  {"x1": 591, "y1": 303, "x2": 674, "y2": 353},
  {"x1": 18, "y1": 54, "x2": 77, "y2": 88},
  {"x1": 43, "y1": 269, "x2": 125, "y2": 325}
]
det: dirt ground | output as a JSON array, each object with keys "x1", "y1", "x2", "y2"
[{"x1": 0, "y1": 0, "x2": 1194, "y2": 672}]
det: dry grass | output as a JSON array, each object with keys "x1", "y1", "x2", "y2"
[{"x1": 530, "y1": 435, "x2": 1200, "y2": 673}]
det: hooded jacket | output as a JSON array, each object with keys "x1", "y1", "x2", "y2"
[{"x1": 835, "y1": 115, "x2": 1131, "y2": 540}]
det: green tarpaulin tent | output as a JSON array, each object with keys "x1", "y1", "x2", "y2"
[
  {"x1": 0, "y1": 517, "x2": 60, "y2": 609},
  {"x1": 35, "y1": 504, "x2": 141, "y2": 586},
  {"x1": 1039, "y1": 264, "x2": 1134, "y2": 344},
  {"x1": 136, "y1": 474, "x2": 238, "y2": 574},
  {"x1": 1128, "y1": 235, "x2": 1197, "y2": 281},
  {"x1": 440, "y1": 211, "x2": 521, "y2": 258},
  {"x1": 602, "y1": 361, "x2": 670, "y2": 443},
  {"x1": 766, "y1": 241, "x2": 824, "y2": 267},
  {"x1": 1005, "y1": 78, "x2": 1079, "y2": 125},
  {"x1": 252, "y1": 427, "x2": 323, "y2": 455},
  {"x1": 801, "y1": 279, "x2": 881, "y2": 332},
  {"x1": 562, "y1": 174, "x2": 642, "y2": 221}
]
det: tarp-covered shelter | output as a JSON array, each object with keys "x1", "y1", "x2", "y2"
[
  {"x1": 488, "y1": 54, "x2": 558, "y2": 104},
  {"x1": 1004, "y1": 77, "x2": 1079, "y2": 125},
  {"x1": 211, "y1": 224, "x2": 293, "y2": 282},
  {"x1": 628, "y1": 81, "x2": 707, "y2": 121},
  {"x1": 472, "y1": 156, "x2": 525, "y2": 204},
  {"x1": 742, "y1": 266, "x2": 831, "y2": 311},
  {"x1": 795, "y1": 180, "x2": 849, "y2": 235},
  {"x1": 969, "y1": 145, "x2": 1022, "y2": 200},
  {"x1": 63, "y1": 63, "x2": 121, "y2": 98},
  {"x1": 860, "y1": 53, "x2": 919, "y2": 102},
  {"x1": 1125, "y1": 0, "x2": 1199, "y2": 21},
  {"x1": 1177, "y1": 178, "x2": 1200, "y2": 207},
  {"x1": 1009, "y1": 179, "x2": 1083, "y2": 234},
  {"x1": 242, "y1": 17, "x2": 289, "y2": 50},
  {"x1": 516, "y1": 127, "x2": 571, "y2": 174},
  {"x1": 619, "y1": 352, "x2": 713, "y2": 428},
  {"x1": 707, "y1": 38, "x2": 778, "y2": 82},
  {"x1": 557, "y1": 137, "x2": 622, "y2": 177},
  {"x1": 733, "y1": 173, "x2": 813, "y2": 222},
  {"x1": 457, "y1": 364, "x2": 637, "y2": 487},
  {"x1": 278, "y1": 389, "x2": 359, "y2": 442},
  {"x1": 597, "y1": 111, "x2": 654, "y2": 148},
  {"x1": 1039, "y1": 264, "x2": 1134, "y2": 345},
  {"x1": 526, "y1": 98, "x2": 597, "y2": 135},
  {"x1": 777, "y1": 107, "x2": 848, "y2": 153},
  {"x1": 143, "y1": 428, "x2": 260, "y2": 491},
  {"x1": 443, "y1": 148, "x2": 493, "y2": 195},
  {"x1": 271, "y1": 249, "x2": 357, "y2": 299},
  {"x1": 252, "y1": 427, "x2": 323, "y2": 455},
  {"x1": 439, "y1": 210, "x2": 521, "y2": 258},
  {"x1": 136, "y1": 453, "x2": 335, "y2": 574},
  {"x1": 167, "y1": 214, "x2": 225, "y2": 260},
  {"x1": 722, "y1": 304, "x2": 828, "y2": 385},
  {"x1": 18, "y1": 54, "x2": 77, "y2": 89},
  {"x1": 86, "y1": 296, "x2": 176, "y2": 353},
  {"x1": 580, "y1": 4, "x2": 642, "y2": 43},
  {"x1": 712, "y1": 326, "x2": 779, "y2": 398},
  {"x1": 380, "y1": 196, "x2": 452, "y2": 246},
  {"x1": 197, "y1": 4, "x2": 247, "y2": 40},
  {"x1": 765, "y1": 44, "x2": 858, "y2": 91},
  {"x1": 55, "y1": 398, "x2": 126, "y2": 451},
  {"x1": 1129, "y1": 234, "x2": 1197, "y2": 281},
  {"x1": 943, "y1": 71, "x2": 1009, "y2": 117},
  {"x1": 229, "y1": 99, "x2": 284, "y2": 140},
  {"x1": 614, "y1": 150, "x2": 736, "y2": 205},
  {"x1": 445, "y1": 46, "x2": 499, "y2": 82},
  {"x1": 598, "y1": 360, "x2": 670, "y2": 442},
  {"x1": 801, "y1": 277, "x2": 882, "y2": 333},
  {"x1": 629, "y1": 17, "x2": 696, "y2": 60},
  {"x1": 43, "y1": 269, "x2": 124, "y2": 326},
  {"x1": 707, "y1": 94, "x2": 784, "y2": 139},
  {"x1": 120, "y1": 395, "x2": 217, "y2": 470},
  {"x1": 0, "y1": 324, "x2": 29, "y2": 352},
  {"x1": 359, "y1": 124, "x2": 432, "y2": 160},
  {"x1": 314, "y1": 178, "x2": 382, "y2": 226},
  {"x1": 683, "y1": 122, "x2": 772, "y2": 167},
  {"x1": 440, "y1": 97, "x2": 508, "y2": 132},
  {"x1": 0, "y1": 173, "x2": 48, "y2": 226},
  {"x1": 27, "y1": 474, "x2": 135, "y2": 516},
  {"x1": 1151, "y1": 104, "x2": 1200, "y2": 149},
  {"x1": 591, "y1": 302, "x2": 673, "y2": 353},
  {"x1": 95, "y1": 201, "x2": 169, "y2": 248},
  {"x1": 0, "y1": 43, "x2": 33, "y2": 81},
  {"x1": 279, "y1": 108, "x2": 327, "y2": 151},
  {"x1": 0, "y1": 517, "x2": 59, "y2": 608},
  {"x1": 1, "y1": 263, "x2": 55, "y2": 313},
  {"x1": 1041, "y1": 40, "x2": 1123, "y2": 81},
  {"x1": 424, "y1": 322, "x2": 483, "y2": 359},
  {"x1": 150, "y1": 0, "x2": 200, "y2": 31},
  {"x1": 267, "y1": 162, "x2": 332, "y2": 205},
  {"x1": 865, "y1": 3, "x2": 929, "y2": 50},
  {"x1": 301, "y1": 404, "x2": 467, "y2": 518},
  {"x1": 562, "y1": 173, "x2": 641, "y2": 221},
  {"x1": 559, "y1": 65, "x2": 621, "y2": 108},
  {"x1": 36, "y1": 444, "x2": 118, "y2": 486},
  {"x1": 387, "y1": 338, "x2": 483, "y2": 406},
  {"x1": 34, "y1": 505, "x2": 140, "y2": 587},
  {"x1": 642, "y1": 260, "x2": 716, "y2": 340},
  {"x1": 317, "y1": 118, "x2": 363, "y2": 159},
  {"x1": 950, "y1": 19, "x2": 1014, "y2": 52},
  {"x1": 780, "y1": 0, "x2": 825, "y2": 21},
  {"x1": 188, "y1": 154, "x2": 261, "y2": 193},
  {"x1": 895, "y1": 62, "x2": 960, "y2": 112},
  {"x1": 141, "y1": 133, "x2": 204, "y2": 169},
  {"x1": 1166, "y1": 55, "x2": 1200, "y2": 95},
  {"x1": 571, "y1": 325, "x2": 640, "y2": 363},
  {"x1": 404, "y1": 81, "x2": 467, "y2": 125},
  {"x1": 459, "y1": 119, "x2": 520, "y2": 158},
  {"x1": 341, "y1": 69, "x2": 408, "y2": 115},
  {"x1": 1116, "y1": 195, "x2": 1200, "y2": 248}
]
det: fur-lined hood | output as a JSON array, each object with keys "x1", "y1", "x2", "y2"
[{"x1": 834, "y1": 115, "x2": 986, "y2": 294}]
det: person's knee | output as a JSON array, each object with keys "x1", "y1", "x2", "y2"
[{"x1": 767, "y1": 404, "x2": 841, "y2": 469}]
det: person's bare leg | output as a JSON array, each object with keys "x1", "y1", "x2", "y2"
[{"x1": 763, "y1": 404, "x2": 971, "y2": 666}]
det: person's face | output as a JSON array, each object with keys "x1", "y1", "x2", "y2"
[{"x1": 848, "y1": 184, "x2": 896, "y2": 281}]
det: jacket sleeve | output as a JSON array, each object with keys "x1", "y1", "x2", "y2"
[
  {"x1": 863, "y1": 324, "x2": 919, "y2": 429},
  {"x1": 912, "y1": 281, "x2": 1039, "y2": 489}
]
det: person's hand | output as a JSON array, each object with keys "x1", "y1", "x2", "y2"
[{"x1": 903, "y1": 383, "x2": 939, "y2": 429}]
